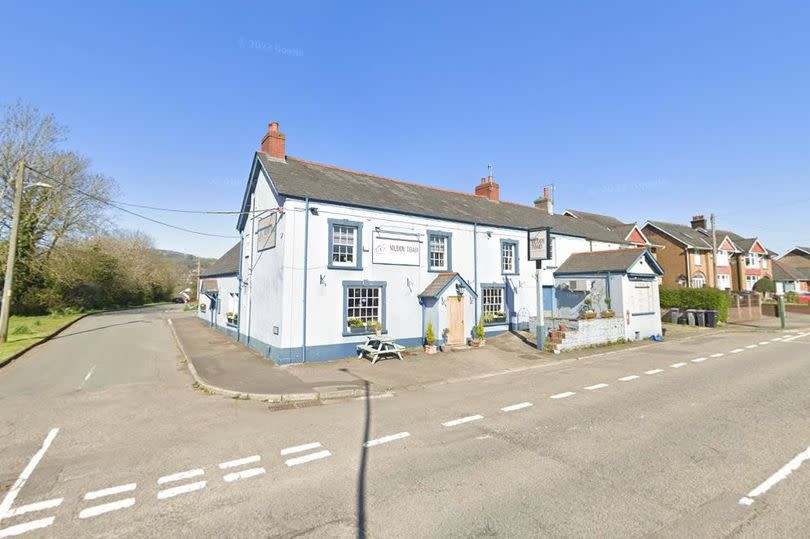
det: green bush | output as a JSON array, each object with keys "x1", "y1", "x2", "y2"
[
  {"x1": 659, "y1": 286, "x2": 731, "y2": 322},
  {"x1": 425, "y1": 321, "x2": 435, "y2": 346},
  {"x1": 786, "y1": 291, "x2": 798, "y2": 303},
  {"x1": 753, "y1": 277, "x2": 775, "y2": 294}
]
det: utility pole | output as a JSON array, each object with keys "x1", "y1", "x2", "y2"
[
  {"x1": 710, "y1": 213, "x2": 718, "y2": 288},
  {"x1": 0, "y1": 161, "x2": 25, "y2": 343}
]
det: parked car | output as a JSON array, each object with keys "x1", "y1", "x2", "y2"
[{"x1": 172, "y1": 292, "x2": 190, "y2": 303}]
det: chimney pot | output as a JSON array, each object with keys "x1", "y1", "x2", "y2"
[
  {"x1": 690, "y1": 214, "x2": 707, "y2": 230},
  {"x1": 474, "y1": 174, "x2": 500, "y2": 201},
  {"x1": 534, "y1": 187, "x2": 554, "y2": 215},
  {"x1": 260, "y1": 121, "x2": 286, "y2": 160}
]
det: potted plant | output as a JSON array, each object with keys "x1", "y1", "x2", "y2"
[
  {"x1": 348, "y1": 317, "x2": 366, "y2": 333},
  {"x1": 226, "y1": 311, "x2": 238, "y2": 325},
  {"x1": 602, "y1": 297, "x2": 615, "y2": 318},
  {"x1": 471, "y1": 317, "x2": 486, "y2": 347},
  {"x1": 424, "y1": 321, "x2": 437, "y2": 354},
  {"x1": 369, "y1": 319, "x2": 383, "y2": 336},
  {"x1": 581, "y1": 298, "x2": 596, "y2": 320}
]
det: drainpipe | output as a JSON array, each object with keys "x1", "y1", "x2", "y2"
[
  {"x1": 302, "y1": 197, "x2": 310, "y2": 363},
  {"x1": 247, "y1": 193, "x2": 256, "y2": 345},
  {"x1": 236, "y1": 235, "x2": 244, "y2": 342},
  {"x1": 684, "y1": 247, "x2": 691, "y2": 287},
  {"x1": 473, "y1": 223, "x2": 479, "y2": 324}
]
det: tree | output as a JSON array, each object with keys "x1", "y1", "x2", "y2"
[{"x1": 753, "y1": 277, "x2": 775, "y2": 294}]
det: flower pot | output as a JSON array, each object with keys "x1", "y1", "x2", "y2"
[
  {"x1": 601, "y1": 310, "x2": 615, "y2": 319},
  {"x1": 349, "y1": 326, "x2": 367, "y2": 334},
  {"x1": 581, "y1": 311, "x2": 596, "y2": 320},
  {"x1": 424, "y1": 344, "x2": 437, "y2": 354},
  {"x1": 471, "y1": 338, "x2": 486, "y2": 348}
]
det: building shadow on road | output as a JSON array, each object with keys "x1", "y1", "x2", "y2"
[{"x1": 52, "y1": 320, "x2": 149, "y2": 340}]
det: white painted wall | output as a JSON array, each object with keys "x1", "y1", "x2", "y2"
[{"x1": 197, "y1": 275, "x2": 239, "y2": 331}]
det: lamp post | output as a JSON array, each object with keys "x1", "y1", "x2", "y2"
[{"x1": 0, "y1": 162, "x2": 51, "y2": 343}]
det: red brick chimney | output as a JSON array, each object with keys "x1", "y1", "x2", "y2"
[
  {"x1": 534, "y1": 186, "x2": 554, "y2": 215},
  {"x1": 474, "y1": 174, "x2": 499, "y2": 202},
  {"x1": 690, "y1": 214, "x2": 707, "y2": 230},
  {"x1": 260, "y1": 121, "x2": 286, "y2": 160}
]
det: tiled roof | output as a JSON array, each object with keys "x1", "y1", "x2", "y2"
[
  {"x1": 200, "y1": 243, "x2": 240, "y2": 277},
  {"x1": 564, "y1": 209, "x2": 627, "y2": 229},
  {"x1": 646, "y1": 220, "x2": 770, "y2": 255},
  {"x1": 773, "y1": 259, "x2": 810, "y2": 281},
  {"x1": 418, "y1": 273, "x2": 458, "y2": 298},
  {"x1": 255, "y1": 153, "x2": 632, "y2": 245},
  {"x1": 554, "y1": 247, "x2": 652, "y2": 275}
]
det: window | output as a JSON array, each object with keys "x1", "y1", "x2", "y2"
[
  {"x1": 746, "y1": 275, "x2": 758, "y2": 291},
  {"x1": 427, "y1": 231, "x2": 451, "y2": 272},
  {"x1": 344, "y1": 282, "x2": 385, "y2": 334},
  {"x1": 691, "y1": 274, "x2": 705, "y2": 288},
  {"x1": 329, "y1": 219, "x2": 362, "y2": 270},
  {"x1": 501, "y1": 240, "x2": 518, "y2": 274},
  {"x1": 716, "y1": 274, "x2": 731, "y2": 290},
  {"x1": 631, "y1": 283, "x2": 654, "y2": 314},
  {"x1": 761, "y1": 257, "x2": 769, "y2": 270},
  {"x1": 717, "y1": 250, "x2": 729, "y2": 266},
  {"x1": 256, "y1": 213, "x2": 277, "y2": 251},
  {"x1": 481, "y1": 286, "x2": 506, "y2": 324},
  {"x1": 694, "y1": 252, "x2": 702, "y2": 266},
  {"x1": 745, "y1": 253, "x2": 758, "y2": 267}
]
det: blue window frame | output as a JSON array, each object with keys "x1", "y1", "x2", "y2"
[
  {"x1": 500, "y1": 239, "x2": 519, "y2": 275},
  {"x1": 480, "y1": 283, "x2": 507, "y2": 325},
  {"x1": 328, "y1": 219, "x2": 363, "y2": 270},
  {"x1": 342, "y1": 281, "x2": 387, "y2": 336},
  {"x1": 427, "y1": 230, "x2": 452, "y2": 272}
]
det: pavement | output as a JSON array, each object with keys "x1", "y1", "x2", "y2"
[{"x1": 1, "y1": 305, "x2": 810, "y2": 537}]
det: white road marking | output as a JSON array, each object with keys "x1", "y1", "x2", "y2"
[
  {"x1": 158, "y1": 469, "x2": 204, "y2": 485},
  {"x1": 645, "y1": 369, "x2": 664, "y2": 375},
  {"x1": 0, "y1": 428, "x2": 59, "y2": 523},
  {"x1": 738, "y1": 446, "x2": 810, "y2": 507},
  {"x1": 771, "y1": 337, "x2": 782, "y2": 342},
  {"x1": 745, "y1": 344, "x2": 758, "y2": 349},
  {"x1": 157, "y1": 480, "x2": 207, "y2": 499},
  {"x1": 218, "y1": 455, "x2": 260, "y2": 470},
  {"x1": 730, "y1": 348, "x2": 744, "y2": 354},
  {"x1": 83, "y1": 483, "x2": 136, "y2": 501},
  {"x1": 584, "y1": 383, "x2": 609, "y2": 391},
  {"x1": 0, "y1": 517, "x2": 55, "y2": 538},
  {"x1": 285, "y1": 450, "x2": 332, "y2": 467},
  {"x1": 78, "y1": 498, "x2": 135, "y2": 519},
  {"x1": 670, "y1": 363, "x2": 687, "y2": 368},
  {"x1": 619, "y1": 375, "x2": 639, "y2": 381},
  {"x1": 363, "y1": 432, "x2": 411, "y2": 447},
  {"x1": 3, "y1": 498, "x2": 62, "y2": 518},
  {"x1": 782, "y1": 335, "x2": 803, "y2": 342},
  {"x1": 280, "y1": 442, "x2": 322, "y2": 456},
  {"x1": 759, "y1": 341, "x2": 770, "y2": 345},
  {"x1": 501, "y1": 402, "x2": 533, "y2": 412},
  {"x1": 84, "y1": 366, "x2": 95, "y2": 382},
  {"x1": 710, "y1": 353, "x2": 724, "y2": 358},
  {"x1": 550, "y1": 392, "x2": 576, "y2": 399},
  {"x1": 442, "y1": 415, "x2": 484, "y2": 427},
  {"x1": 223, "y1": 467, "x2": 266, "y2": 482},
  {"x1": 691, "y1": 357, "x2": 707, "y2": 363}
]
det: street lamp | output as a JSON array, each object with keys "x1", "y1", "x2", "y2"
[{"x1": 0, "y1": 162, "x2": 52, "y2": 343}]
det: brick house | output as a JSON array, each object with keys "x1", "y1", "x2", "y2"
[
  {"x1": 562, "y1": 209, "x2": 652, "y2": 248},
  {"x1": 774, "y1": 247, "x2": 810, "y2": 294},
  {"x1": 641, "y1": 215, "x2": 774, "y2": 291}
]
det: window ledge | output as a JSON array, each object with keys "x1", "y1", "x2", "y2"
[{"x1": 342, "y1": 329, "x2": 389, "y2": 337}]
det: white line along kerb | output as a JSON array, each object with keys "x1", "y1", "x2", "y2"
[
  {"x1": 0, "y1": 428, "x2": 59, "y2": 523},
  {"x1": 739, "y1": 446, "x2": 810, "y2": 507}
]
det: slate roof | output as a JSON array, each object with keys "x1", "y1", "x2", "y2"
[
  {"x1": 200, "y1": 242, "x2": 240, "y2": 277},
  {"x1": 773, "y1": 259, "x2": 810, "y2": 282},
  {"x1": 418, "y1": 272, "x2": 476, "y2": 298},
  {"x1": 254, "y1": 153, "x2": 632, "y2": 245},
  {"x1": 554, "y1": 247, "x2": 657, "y2": 275},
  {"x1": 645, "y1": 220, "x2": 771, "y2": 254},
  {"x1": 564, "y1": 209, "x2": 627, "y2": 229}
]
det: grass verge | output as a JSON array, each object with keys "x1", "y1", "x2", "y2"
[{"x1": 0, "y1": 312, "x2": 86, "y2": 362}]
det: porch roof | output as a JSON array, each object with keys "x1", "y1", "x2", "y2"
[{"x1": 418, "y1": 272, "x2": 477, "y2": 299}]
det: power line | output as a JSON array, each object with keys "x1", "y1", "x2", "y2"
[{"x1": 24, "y1": 165, "x2": 240, "y2": 239}]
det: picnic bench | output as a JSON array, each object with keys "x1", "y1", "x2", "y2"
[{"x1": 357, "y1": 335, "x2": 405, "y2": 365}]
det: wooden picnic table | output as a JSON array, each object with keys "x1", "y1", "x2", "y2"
[{"x1": 356, "y1": 335, "x2": 405, "y2": 365}]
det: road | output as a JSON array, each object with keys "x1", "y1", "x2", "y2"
[{"x1": 0, "y1": 305, "x2": 809, "y2": 537}]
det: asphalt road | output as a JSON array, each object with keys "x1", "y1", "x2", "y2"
[{"x1": 1, "y1": 306, "x2": 809, "y2": 538}]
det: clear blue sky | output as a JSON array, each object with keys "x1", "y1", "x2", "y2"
[{"x1": 2, "y1": 1, "x2": 808, "y2": 258}]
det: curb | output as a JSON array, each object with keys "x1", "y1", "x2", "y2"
[
  {"x1": 166, "y1": 318, "x2": 364, "y2": 403},
  {"x1": 0, "y1": 312, "x2": 93, "y2": 370}
]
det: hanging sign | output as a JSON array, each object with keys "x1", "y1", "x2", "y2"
[
  {"x1": 372, "y1": 233, "x2": 420, "y2": 266},
  {"x1": 527, "y1": 227, "x2": 552, "y2": 261}
]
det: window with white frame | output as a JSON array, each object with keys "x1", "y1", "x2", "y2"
[
  {"x1": 745, "y1": 253, "x2": 758, "y2": 267},
  {"x1": 693, "y1": 252, "x2": 702, "y2": 265},
  {"x1": 346, "y1": 285, "x2": 382, "y2": 331},
  {"x1": 716, "y1": 273, "x2": 731, "y2": 290},
  {"x1": 761, "y1": 257, "x2": 769, "y2": 270},
  {"x1": 746, "y1": 275, "x2": 758, "y2": 291},
  {"x1": 331, "y1": 223, "x2": 358, "y2": 267},
  {"x1": 716, "y1": 250, "x2": 729, "y2": 266},
  {"x1": 691, "y1": 274, "x2": 705, "y2": 288},
  {"x1": 501, "y1": 241, "x2": 517, "y2": 274},
  {"x1": 482, "y1": 287, "x2": 505, "y2": 323},
  {"x1": 428, "y1": 234, "x2": 448, "y2": 271}
]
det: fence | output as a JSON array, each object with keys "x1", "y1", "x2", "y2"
[{"x1": 727, "y1": 292, "x2": 762, "y2": 322}]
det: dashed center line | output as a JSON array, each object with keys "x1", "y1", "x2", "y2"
[
  {"x1": 584, "y1": 383, "x2": 609, "y2": 391},
  {"x1": 363, "y1": 432, "x2": 411, "y2": 447},
  {"x1": 158, "y1": 469, "x2": 203, "y2": 485},
  {"x1": 280, "y1": 442, "x2": 322, "y2": 456},
  {"x1": 285, "y1": 450, "x2": 332, "y2": 467},
  {"x1": 645, "y1": 369, "x2": 664, "y2": 375},
  {"x1": 442, "y1": 415, "x2": 484, "y2": 427},
  {"x1": 670, "y1": 363, "x2": 687, "y2": 368},
  {"x1": 691, "y1": 357, "x2": 707, "y2": 363},
  {"x1": 771, "y1": 337, "x2": 783, "y2": 342},
  {"x1": 619, "y1": 375, "x2": 639, "y2": 382},
  {"x1": 550, "y1": 392, "x2": 576, "y2": 399},
  {"x1": 0, "y1": 517, "x2": 55, "y2": 538},
  {"x1": 745, "y1": 344, "x2": 758, "y2": 349},
  {"x1": 157, "y1": 481, "x2": 207, "y2": 500},
  {"x1": 79, "y1": 498, "x2": 135, "y2": 519},
  {"x1": 218, "y1": 455, "x2": 260, "y2": 470},
  {"x1": 759, "y1": 341, "x2": 770, "y2": 345},
  {"x1": 223, "y1": 468, "x2": 266, "y2": 482},
  {"x1": 501, "y1": 402, "x2": 533, "y2": 412},
  {"x1": 710, "y1": 353, "x2": 724, "y2": 358},
  {"x1": 83, "y1": 483, "x2": 136, "y2": 501},
  {"x1": 730, "y1": 348, "x2": 744, "y2": 354}
]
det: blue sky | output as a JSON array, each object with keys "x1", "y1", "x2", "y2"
[{"x1": 2, "y1": 1, "x2": 808, "y2": 258}]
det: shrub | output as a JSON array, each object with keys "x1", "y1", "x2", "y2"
[
  {"x1": 425, "y1": 321, "x2": 435, "y2": 346},
  {"x1": 11, "y1": 324, "x2": 33, "y2": 335},
  {"x1": 474, "y1": 317, "x2": 485, "y2": 340},
  {"x1": 753, "y1": 277, "x2": 775, "y2": 294},
  {"x1": 658, "y1": 286, "x2": 731, "y2": 322},
  {"x1": 786, "y1": 291, "x2": 798, "y2": 304}
]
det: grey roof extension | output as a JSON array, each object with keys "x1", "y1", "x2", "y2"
[
  {"x1": 555, "y1": 248, "x2": 662, "y2": 275},
  {"x1": 200, "y1": 243, "x2": 240, "y2": 277},
  {"x1": 255, "y1": 153, "x2": 632, "y2": 245}
]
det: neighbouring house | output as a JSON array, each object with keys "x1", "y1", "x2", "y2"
[
  {"x1": 226, "y1": 121, "x2": 649, "y2": 364},
  {"x1": 563, "y1": 209, "x2": 653, "y2": 248},
  {"x1": 774, "y1": 247, "x2": 810, "y2": 295},
  {"x1": 198, "y1": 243, "x2": 241, "y2": 334},
  {"x1": 642, "y1": 215, "x2": 774, "y2": 291},
  {"x1": 552, "y1": 248, "x2": 664, "y2": 348}
]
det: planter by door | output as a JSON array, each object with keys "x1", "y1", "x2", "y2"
[{"x1": 447, "y1": 296, "x2": 465, "y2": 345}]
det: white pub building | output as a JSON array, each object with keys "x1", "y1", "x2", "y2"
[{"x1": 201, "y1": 122, "x2": 660, "y2": 364}]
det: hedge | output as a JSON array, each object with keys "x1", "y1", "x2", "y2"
[{"x1": 659, "y1": 286, "x2": 731, "y2": 322}]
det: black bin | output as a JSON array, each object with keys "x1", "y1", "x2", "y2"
[{"x1": 705, "y1": 310, "x2": 718, "y2": 328}]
